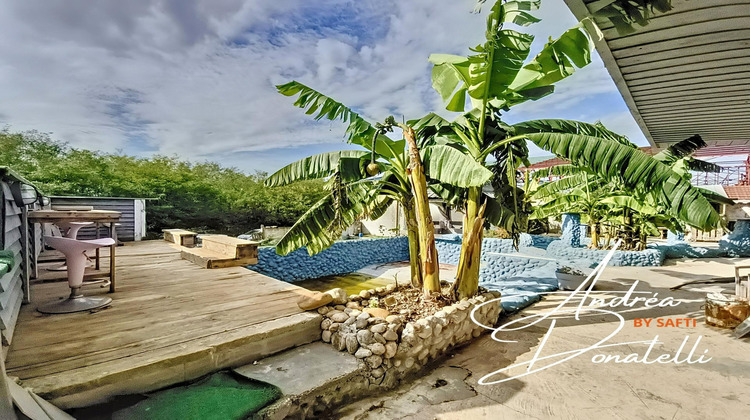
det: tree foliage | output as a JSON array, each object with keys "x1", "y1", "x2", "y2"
[{"x1": 0, "y1": 128, "x2": 326, "y2": 236}]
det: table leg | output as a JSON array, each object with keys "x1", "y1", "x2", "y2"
[{"x1": 109, "y1": 222, "x2": 117, "y2": 293}]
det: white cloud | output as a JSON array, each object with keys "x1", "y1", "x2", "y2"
[{"x1": 0, "y1": 0, "x2": 640, "y2": 171}]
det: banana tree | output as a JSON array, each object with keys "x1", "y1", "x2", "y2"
[
  {"x1": 529, "y1": 134, "x2": 731, "y2": 249},
  {"x1": 269, "y1": 82, "x2": 493, "y2": 294},
  {"x1": 425, "y1": 0, "x2": 607, "y2": 299}
]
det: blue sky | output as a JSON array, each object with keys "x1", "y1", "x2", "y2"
[{"x1": 0, "y1": 0, "x2": 648, "y2": 174}]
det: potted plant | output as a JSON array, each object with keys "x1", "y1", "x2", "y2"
[{"x1": 555, "y1": 266, "x2": 590, "y2": 291}]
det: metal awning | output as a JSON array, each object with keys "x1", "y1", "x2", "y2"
[{"x1": 565, "y1": 0, "x2": 750, "y2": 150}]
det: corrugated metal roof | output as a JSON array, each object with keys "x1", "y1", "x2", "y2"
[
  {"x1": 723, "y1": 185, "x2": 750, "y2": 200},
  {"x1": 565, "y1": 0, "x2": 750, "y2": 149}
]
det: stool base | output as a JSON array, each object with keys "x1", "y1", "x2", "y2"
[{"x1": 37, "y1": 295, "x2": 112, "y2": 314}]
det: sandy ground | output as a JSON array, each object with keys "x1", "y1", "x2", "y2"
[{"x1": 335, "y1": 257, "x2": 750, "y2": 420}]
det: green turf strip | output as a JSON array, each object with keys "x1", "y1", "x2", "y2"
[{"x1": 112, "y1": 371, "x2": 282, "y2": 420}]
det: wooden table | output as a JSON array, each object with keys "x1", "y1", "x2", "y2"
[{"x1": 27, "y1": 210, "x2": 121, "y2": 297}]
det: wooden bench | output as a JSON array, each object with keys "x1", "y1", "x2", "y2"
[
  {"x1": 181, "y1": 235, "x2": 259, "y2": 269},
  {"x1": 162, "y1": 229, "x2": 197, "y2": 247}
]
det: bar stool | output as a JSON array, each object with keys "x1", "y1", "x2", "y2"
[
  {"x1": 38, "y1": 236, "x2": 116, "y2": 314},
  {"x1": 57, "y1": 221, "x2": 94, "y2": 238},
  {"x1": 48, "y1": 222, "x2": 95, "y2": 272}
]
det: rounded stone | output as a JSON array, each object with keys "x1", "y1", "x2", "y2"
[
  {"x1": 382, "y1": 329, "x2": 398, "y2": 341},
  {"x1": 321, "y1": 319, "x2": 332, "y2": 330},
  {"x1": 357, "y1": 311, "x2": 371, "y2": 320},
  {"x1": 370, "y1": 324, "x2": 387, "y2": 334},
  {"x1": 356, "y1": 317, "x2": 369, "y2": 329},
  {"x1": 371, "y1": 367, "x2": 385, "y2": 378},
  {"x1": 369, "y1": 342, "x2": 386, "y2": 355},
  {"x1": 359, "y1": 290, "x2": 371, "y2": 298},
  {"x1": 334, "y1": 305, "x2": 346, "y2": 311},
  {"x1": 346, "y1": 334, "x2": 359, "y2": 353},
  {"x1": 402, "y1": 323, "x2": 417, "y2": 344},
  {"x1": 329, "y1": 311, "x2": 348, "y2": 323},
  {"x1": 368, "y1": 317, "x2": 387, "y2": 325},
  {"x1": 346, "y1": 301, "x2": 360, "y2": 309},
  {"x1": 355, "y1": 348, "x2": 372, "y2": 358},
  {"x1": 385, "y1": 283, "x2": 396, "y2": 293},
  {"x1": 385, "y1": 315, "x2": 402, "y2": 324},
  {"x1": 332, "y1": 333, "x2": 346, "y2": 351},
  {"x1": 416, "y1": 324, "x2": 432, "y2": 339},
  {"x1": 373, "y1": 332, "x2": 386, "y2": 344},
  {"x1": 364, "y1": 307, "x2": 390, "y2": 319},
  {"x1": 322, "y1": 330, "x2": 332, "y2": 343},
  {"x1": 325, "y1": 288, "x2": 348, "y2": 305},
  {"x1": 385, "y1": 342, "x2": 397, "y2": 358},
  {"x1": 365, "y1": 355, "x2": 383, "y2": 369},
  {"x1": 375, "y1": 287, "x2": 386, "y2": 295},
  {"x1": 329, "y1": 322, "x2": 341, "y2": 332},
  {"x1": 357, "y1": 330, "x2": 375, "y2": 345},
  {"x1": 317, "y1": 307, "x2": 331, "y2": 315}
]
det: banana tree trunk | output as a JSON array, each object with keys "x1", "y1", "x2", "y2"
[
  {"x1": 589, "y1": 220, "x2": 601, "y2": 249},
  {"x1": 402, "y1": 200, "x2": 423, "y2": 289},
  {"x1": 400, "y1": 124, "x2": 440, "y2": 294},
  {"x1": 453, "y1": 187, "x2": 484, "y2": 300}
]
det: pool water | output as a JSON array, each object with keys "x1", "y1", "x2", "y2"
[{"x1": 294, "y1": 272, "x2": 394, "y2": 295}]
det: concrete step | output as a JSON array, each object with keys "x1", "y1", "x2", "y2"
[{"x1": 234, "y1": 342, "x2": 363, "y2": 419}]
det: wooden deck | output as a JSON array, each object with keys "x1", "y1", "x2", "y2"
[{"x1": 4, "y1": 240, "x2": 321, "y2": 409}]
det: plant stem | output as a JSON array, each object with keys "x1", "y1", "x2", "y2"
[
  {"x1": 399, "y1": 123, "x2": 440, "y2": 294},
  {"x1": 402, "y1": 199, "x2": 423, "y2": 289}
]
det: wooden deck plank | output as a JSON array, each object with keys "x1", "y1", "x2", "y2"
[{"x1": 4, "y1": 240, "x2": 320, "y2": 409}]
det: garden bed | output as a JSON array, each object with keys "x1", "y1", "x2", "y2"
[{"x1": 315, "y1": 284, "x2": 502, "y2": 386}]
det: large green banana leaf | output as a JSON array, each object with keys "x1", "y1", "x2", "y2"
[
  {"x1": 512, "y1": 119, "x2": 633, "y2": 146},
  {"x1": 601, "y1": 195, "x2": 660, "y2": 215},
  {"x1": 265, "y1": 151, "x2": 369, "y2": 187},
  {"x1": 424, "y1": 145, "x2": 493, "y2": 188},
  {"x1": 589, "y1": 0, "x2": 675, "y2": 35},
  {"x1": 527, "y1": 164, "x2": 580, "y2": 179},
  {"x1": 429, "y1": 1, "x2": 537, "y2": 112},
  {"x1": 531, "y1": 172, "x2": 596, "y2": 200},
  {"x1": 275, "y1": 181, "x2": 389, "y2": 256},
  {"x1": 506, "y1": 24, "x2": 592, "y2": 93},
  {"x1": 276, "y1": 81, "x2": 404, "y2": 158},
  {"x1": 523, "y1": 132, "x2": 721, "y2": 230},
  {"x1": 653, "y1": 134, "x2": 704, "y2": 163}
]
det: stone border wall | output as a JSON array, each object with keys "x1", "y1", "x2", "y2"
[
  {"x1": 248, "y1": 237, "x2": 409, "y2": 282},
  {"x1": 546, "y1": 241, "x2": 664, "y2": 267},
  {"x1": 317, "y1": 287, "x2": 502, "y2": 386}
]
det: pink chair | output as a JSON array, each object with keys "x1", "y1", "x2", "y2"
[
  {"x1": 56, "y1": 221, "x2": 94, "y2": 238},
  {"x1": 37, "y1": 236, "x2": 116, "y2": 314}
]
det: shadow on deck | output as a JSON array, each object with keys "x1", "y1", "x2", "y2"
[{"x1": 4, "y1": 240, "x2": 321, "y2": 409}]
